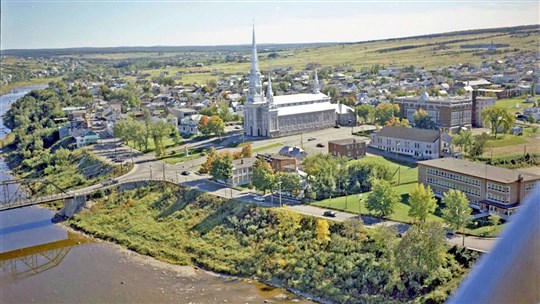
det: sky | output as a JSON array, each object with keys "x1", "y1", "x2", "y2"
[{"x1": 1, "y1": 0, "x2": 539, "y2": 50}]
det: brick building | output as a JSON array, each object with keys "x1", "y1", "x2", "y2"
[
  {"x1": 418, "y1": 158, "x2": 540, "y2": 219},
  {"x1": 395, "y1": 93, "x2": 472, "y2": 132},
  {"x1": 328, "y1": 138, "x2": 366, "y2": 159}
]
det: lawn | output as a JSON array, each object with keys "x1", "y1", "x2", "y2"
[
  {"x1": 158, "y1": 151, "x2": 203, "y2": 165},
  {"x1": 495, "y1": 96, "x2": 536, "y2": 112},
  {"x1": 485, "y1": 134, "x2": 528, "y2": 148},
  {"x1": 126, "y1": 136, "x2": 181, "y2": 153},
  {"x1": 352, "y1": 155, "x2": 418, "y2": 185},
  {"x1": 252, "y1": 142, "x2": 284, "y2": 153}
]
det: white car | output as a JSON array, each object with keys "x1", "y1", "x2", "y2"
[{"x1": 253, "y1": 196, "x2": 265, "y2": 202}]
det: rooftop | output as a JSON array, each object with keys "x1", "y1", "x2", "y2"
[
  {"x1": 329, "y1": 138, "x2": 366, "y2": 145},
  {"x1": 374, "y1": 126, "x2": 441, "y2": 143},
  {"x1": 274, "y1": 92, "x2": 330, "y2": 106},
  {"x1": 277, "y1": 101, "x2": 336, "y2": 116},
  {"x1": 418, "y1": 158, "x2": 540, "y2": 183}
]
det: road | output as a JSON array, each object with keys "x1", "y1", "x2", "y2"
[{"x1": 87, "y1": 132, "x2": 497, "y2": 253}]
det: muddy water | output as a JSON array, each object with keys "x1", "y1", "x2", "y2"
[{"x1": 0, "y1": 86, "x2": 312, "y2": 304}]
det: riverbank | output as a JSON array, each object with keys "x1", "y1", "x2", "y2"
[
  {"x1": 0, "y1": 79, "x2": 60, "y2": 95},
  {"x1": 68, "y1": 182, "x2": 478, "y2": 303}
]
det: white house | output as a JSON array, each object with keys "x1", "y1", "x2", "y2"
[
  {"x1": 370, "y1": 126, "x2": 452, "y2": 160},
  {"x1": 74, "y1": 130, "x2": 100, "y2": 148},
  {"x1": 179, "y1": 114, "x2": 202, "y2": 135},
  {"x1": 229, "y1": 157, "x2": 257, "y2": 186}
]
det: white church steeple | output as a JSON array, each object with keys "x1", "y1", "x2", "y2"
[
  {"x1": 266, "y1": 74, "x2": 275, "y2": 107},
  {"x1": 312, "y1": 69, "x2": 320, "y2": 94},
  {"x1": 248, "y1": 23, "x2": 263, "y2": 103}
]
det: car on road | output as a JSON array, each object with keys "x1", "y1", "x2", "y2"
[
  {"x1": 316, "y1": 143, "x2": 325, "y2": 148},
  {"x1": 181, "y1": 171, "x2": 190, "y2": 176},
  {"x1": 234, "y1": 126, "x2": 242, "y2": 130},
  {"x1": 307, "y1": 136, "x2": 317, "y2": 141},
  {"x1": 323, "y1": 210, "x2": 337, "y2": 217},
  {"x1": 334, "y1": 125, "x2": 341, "y2": 129},
  {"x1": 253, "y1": 196, "x2": 265, "y2": 202},
  {"x1": 102, "y1": 179, "x2": 119, "y2": 186}
]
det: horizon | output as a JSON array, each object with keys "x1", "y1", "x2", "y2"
[
  {"x1": 1, "y1": 1, "x2": 539, "y2": 50},
  {"x1": 1, "y1": 23, "x2": 538, "y2": 52}
]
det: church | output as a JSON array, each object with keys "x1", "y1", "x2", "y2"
[{"x1": 243, "y1": 27, "x2": 337, "y2": 138}]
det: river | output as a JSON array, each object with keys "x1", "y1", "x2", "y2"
[{"x1": 0, "y1": 85, "x2": 311, "y2": 303}]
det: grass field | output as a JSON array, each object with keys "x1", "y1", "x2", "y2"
[
  {"x1": 252, "y1": 142, "x2": 284, "y2": 153},
  {"x1": 482, "y1": 125, "x2": 540, "y2": 158},
  {"x1": 158, "y1": 151, "x2": 203, "y2": 165},
  {"x1": 0, "y1": 77, "x2": 62, "y2": 95},
  {"x1": 126, "y1": 136, "x2": 180, "y2": 153},
  {"x1": 352, "y1": 154, "x2": 418, "y2": 185}
]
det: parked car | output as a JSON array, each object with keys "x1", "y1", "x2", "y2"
[
  {"x1": 334, "y1": 125, "x2": 341, "y2": 129},
  {"x1": 323, "y1": 210, "x2": 337, "y2": 217},
  {"x1": 307, "y1": 136, "x2": 317, "y2": 141},
  {"x1": 102, "y1": 179, "x2": 118, "y2": 186},
  {"x1": 254, "y1": 196, "x2": 265, "y2": 202},
  {"x1": 181, "y1": 171, "x2": 190, "y2": 176},
  {"x1": 316, "y1": 143, "x2": 325, "y2": 148}
]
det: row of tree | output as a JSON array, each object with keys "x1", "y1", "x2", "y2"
[{"x1": 114, "y1": 116, "x2": 180, "y2": 157}]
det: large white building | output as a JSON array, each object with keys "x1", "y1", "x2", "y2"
[
  {"x1": 243, "y1": 27, "x2": 336, "y2": 138},
  {"x1": 370, "y1": 126, "x2": 452, "y2": 160}
]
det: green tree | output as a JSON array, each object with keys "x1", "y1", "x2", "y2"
[
  {"x1": 453, "y1": 129, "x2": 474, "y2": 156},
  {"x1": 469, "y1": 133, "x2": 489, "y2": 157},
  {"x1": 275, "y1": 172, "x2": 302, "y2": 196},
  {"x1": 355, "y1": 104, "x2": 373, "y2": 124},
  {"x1": 442, "y1": 189, "x2": 472, "y2": 246},
  {"x1": 210, "y1": 152, "x2": 233, "y2": 183},
  {"x1": 151, "y1": 120, "x2": 172, "y2": 157},
  {"x1": 482, "y1": 106, "x2": 515, "y2": 138},
  {"x1": 366, "y1": 179, "x2": 400, "y2": 218},
  {"x1": 252, "y1": 158, "x2": 274, "y2": 193},
  {"x1": 396, "y1": 222, "x2": 447, "y2": 280},
  {"x1": 489, "y1": 214, "x2": 501, "y2": 230},
  {"x1": 323, "y1": 86, "x2": 339, "y2": 101},
  {"x1": 412, "y1": 108, "x2": 436, "y2": 129},
  {"x1": 198, "y1": 115, "x2": 211, "y2": 136},
  {"x1": 408, "y1": 184, "x2": 437, "y2": 223}
]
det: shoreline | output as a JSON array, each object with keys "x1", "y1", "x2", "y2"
[
  {"x1": 0, "y1": 80, "x2": 55, "y2": 95},
  {"x1": 64, "y1": 218, "x2": 325, "y2": 303}
]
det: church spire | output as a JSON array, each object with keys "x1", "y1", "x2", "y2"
[
  {"x1": 251, "y1": 23, "x2": 260, "y2": 74},
  {"x1": 312, "y1": 69, "x2": 320, "y2": 94},
  {"x1": 266, "y1": 74, "x2": 274, "y2": 106},
  {"x1": 248, "y1": 23, "x2": 263, "y2": 103}
]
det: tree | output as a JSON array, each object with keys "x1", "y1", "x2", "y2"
[
  {"x1": 374, "y1": 103, "x2": 400, "y2": 125},
  {"x1": 469, "y1": 133, "x2": 489, "y2": 157},
  {"x1": 210, "y1": 152, "x2": 233, "y2": 182},
  {"x1": 489, "y1": 214, "x2": 501, "y2": 230},
  {"x1": 198, "y1": 115, "x2": 211, "y2": 136},
  {"x1": 366, "y1": 179, "x2": 400, "y2": 218},
  {"x1": 342, "y1": 218, "x2": 366, "y2": 241},
  {"x1": 240, "y1": 144, "x2": 253, "y2": 158},
  {"x1": 151, "y1": 120, "x2": 172, "y2": 157},
  {"x1": 315, "y1": 219, "x2": 331, "y2": 243},
  {"x1": 199, "y1": 147, "x2": 217, "y2": 174},
  {"x1": 355, "y1": 105, "x2": 373, "y2": 124},
  {"x1": 252, "y1": 158, "x2": 274, "y2": 193},
  {"x1": 217, "y1": 101, "x2": 233, "y2": 122},
  {"x1": 408, "y1": 184, "x2": 437, "y2": 223},
  {"x1": 323, "y1": 86, "x2": 339, "y2": 101},
  {"x1": 453, "y1": 130, "x2": 474, "y2": 156},
  {"x1": 396, "y1": 222, "x2": 447, "y2": 280},
  {"x1": 275, "y1": 172, "x2": 302, "y2": 196},
  {"x1": 385, "y1": 116, "x2": 410, "y2": 127},
  {"x1": 208, "y1": 115, "x2": 225, "y2": 139},
  {"x1": 442, "y1": 189, "x2": 472, "y2": 246},
  {"x1": 412, "y1": 108, "x2": 436, "y2": 129},
  {"x1": 482, "y1": 106, "x2": 515, "y2": 138}
]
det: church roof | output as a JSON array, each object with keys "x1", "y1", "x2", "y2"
[
  {"x1": 277, "y1": 101, "x2": 335, "y2": 116},
  {"x1": 273, "y1": 92, "x2": 329, "y2": 105}
]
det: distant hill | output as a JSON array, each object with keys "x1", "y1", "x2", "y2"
[{"x1": 1, "y1": 24, "x2": 537, "y2": 58}]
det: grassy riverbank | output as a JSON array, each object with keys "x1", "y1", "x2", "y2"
[{"x1": 70, "y1": 183, "x2": 479, "y2": 303}]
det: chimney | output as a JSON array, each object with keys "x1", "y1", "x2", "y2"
[
  {"x1": 439, "y1": 128, "x2": 443, "y2": 158},
  {"x1": 240, "y1": 159, "x2": 244, "y2": 165}
]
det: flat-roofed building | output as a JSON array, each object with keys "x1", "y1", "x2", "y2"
[
  {"x1": 418, "y1": 158, "x2": 540, "y2": 219},
  {"x1": 370, "y1": 126, "x2": 452, "y2": 160},
  {"x1": 328, "y1": 138, "x2": 366, "y2": 159},
  {"x1": 257, "y1": 153, "x2": 297, "y2": 172},
  {"x1": 395, "y1": 92, "x2": 472, "y2": 132}
]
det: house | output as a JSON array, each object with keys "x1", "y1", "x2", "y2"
[
  {"x1": 335, "y1": 102, "x2": 358, "y2": 126},
  {"x1": 370, "y1": 126, "x2": 452, "y2": 160},
  {"x1": 179, "y1": 114, "x2": 202, "y2": 135},
  {"x1": 278, "y1": 146, "x2": 308, "y2": 160},
  {"x1": 74, "y1": 130, "x2": 100, "y2": 148},
  {"x1": 229, "y1": 157, "x2": 257, "y2": 186},
  {"x1": 523, "y1": 107, "x2": 540, "y2": 121},
  {"x1": 257, "y1": 153, "x2": 297, "y2": 173},
  {"x1": 328, "y1": 138, "x2": 366, "y2": 159},
  {"x1": 418, "y1": 158, "x2": 540, "y2": 219}
]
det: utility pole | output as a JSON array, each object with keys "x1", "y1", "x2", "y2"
[
  {"x1": 150, "y1": 165, "x2": 153, "y2": 179},
  {"x1": 357, "y1": 193, "x2": 363, "y2": 219},
  {"x1": 162, "y1": 162, "x2": 165, "y2": 180},
  {"x1": 278, "y1": 179, "x2": 282, "y2": 207}
]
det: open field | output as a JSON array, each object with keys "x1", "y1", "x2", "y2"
[
  {"x1": 0, "y1": 77, "x2": 62, "y2": 95},
  {"x1": 482, "y1": 125, "x2": 540, "y2": 158}
]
